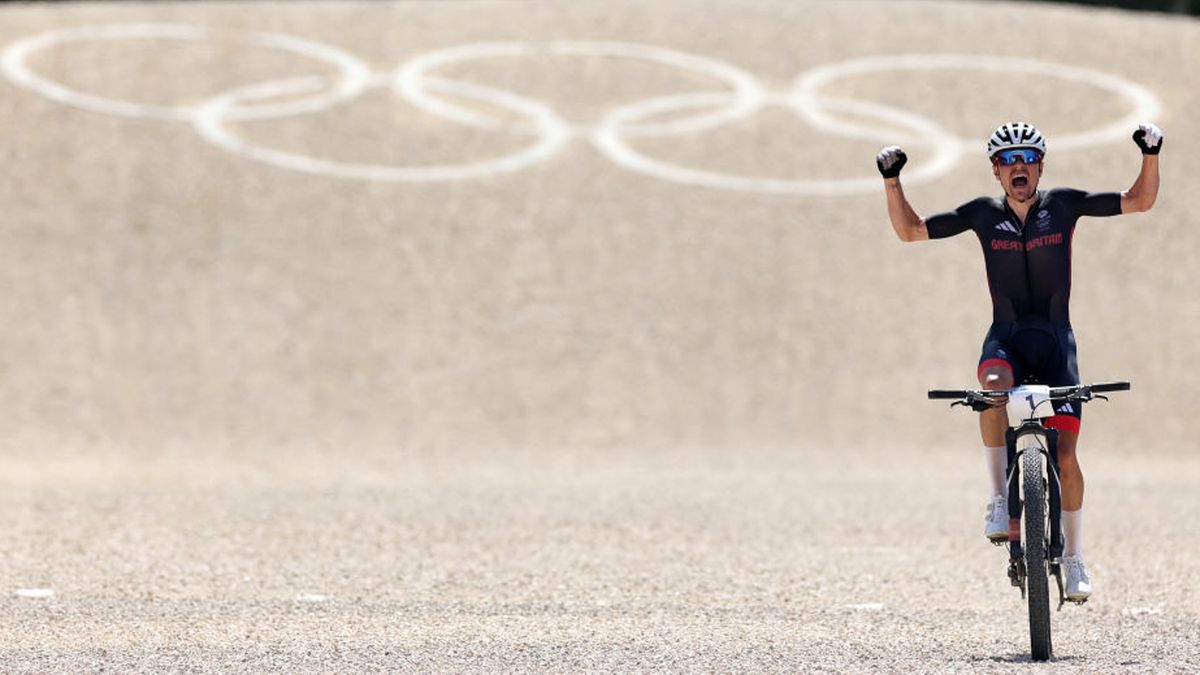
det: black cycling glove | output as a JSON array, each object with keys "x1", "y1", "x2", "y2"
[
  {"x1": 876, "y1": 146, "x2": 907, "y2": 178},
  {"x1": 1133, "y1": 124, "x2": 1163, "y2": 155}
]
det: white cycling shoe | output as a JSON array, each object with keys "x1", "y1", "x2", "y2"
[
  {"x1": 1062, "y1": 555, "x2": 1093, "y2": 601},
  {"x1": 985, "y1": 495, "x2": 1009, "y2": 542}
]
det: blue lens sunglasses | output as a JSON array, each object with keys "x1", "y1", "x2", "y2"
[{"x1": 995, "y1": 148, "x2": 1043, "y2": 166}]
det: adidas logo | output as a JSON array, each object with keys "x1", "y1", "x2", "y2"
[
  {"x1": 995, "y1": 220, "x2": 1020, "y2": 234},
  {"x1": 1057, "y1": 403, "x2": 1074, "y2": 414}
]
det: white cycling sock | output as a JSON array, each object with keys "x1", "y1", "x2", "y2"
[
  {"x1": 985, "y1": 445, "x2": 1007, "y2": 497},
  {"x1": 1063, "y1": 508, "x2": 1084, "y2": 557}
]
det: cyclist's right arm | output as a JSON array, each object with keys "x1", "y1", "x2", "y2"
[
  {"x1": 884, "y1": 177, "x2": 929, "y2": 242},
  {"x1": 877, "y1": 146, "x2": 928, "y2": 242},
  {"x1": 877, "y1": 145, "x2": 974, "y2": 242}
]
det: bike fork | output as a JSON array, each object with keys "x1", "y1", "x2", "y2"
[
  {"x1": 1004, "y1": 428, "x2": 1026, "y2": 597},
  {"x1": 1046, "y1": 428, "x2": 1063, "y2": 560}
]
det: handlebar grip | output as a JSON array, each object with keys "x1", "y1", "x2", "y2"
[
  {"x1": 1089, "y1": 381, "x2": 1131, "y2": 393},
  {"x1": 928, "y1": 390, "x2": 969, "y2": 399}
]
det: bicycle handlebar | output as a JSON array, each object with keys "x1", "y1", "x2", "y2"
[
  {"x1": 928, "y1": 389, "x2": 979, "y2": 399},
  {"x1": 928, "y1": 381, "x2": 1129, "y2": 399},
  {"x1": 1086, "y1": 381, "x2": 1131, "y2": 393},
  {"x1": 927, "y1": 381, "x2": 1130, "y2": 407}
]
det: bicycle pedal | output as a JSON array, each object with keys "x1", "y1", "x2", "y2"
[
  {"x1": 1007, "y1": 559, "x2": 1024, "y2": 589},
  {"x1": 1059, "y1": 596, "x2": 1087, "y2": 610}
]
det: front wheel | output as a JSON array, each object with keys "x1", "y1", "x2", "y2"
[{"x1": 1022, "y1": 445, "x2": 1052, "y2": 661}]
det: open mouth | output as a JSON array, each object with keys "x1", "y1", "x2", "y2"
[{"x1": 1012, "y1": 176, "x2": 1029, "y2": 189}]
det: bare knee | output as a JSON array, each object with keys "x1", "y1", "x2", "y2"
[{"x1": 978, "y1": 365, "x2": 1013, "y2": 391}]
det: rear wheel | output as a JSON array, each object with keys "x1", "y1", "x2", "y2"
[{"x1": 1022, "y1": 443, "x2": 1052, "y2": 661}]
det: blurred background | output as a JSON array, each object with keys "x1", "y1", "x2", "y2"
[{"x1": 0, "y1": 0, "x2": 1193, "y2": 460}]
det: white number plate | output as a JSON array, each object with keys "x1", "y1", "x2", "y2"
[{"x1": 1008, "y1": 385, "x2": 1053, "y2": 422}]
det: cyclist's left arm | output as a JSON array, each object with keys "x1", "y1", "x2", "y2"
[
  {"x1": 1069, "y1": 125, "x2": 1162, "y2": 218},
  {"x1": 1121, "y1": 123, "x2": 1162, "y2": 214}
]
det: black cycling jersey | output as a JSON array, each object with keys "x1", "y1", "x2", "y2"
[{"x1": 925, "y1": 188, "x2": 1122, "y2": 325}]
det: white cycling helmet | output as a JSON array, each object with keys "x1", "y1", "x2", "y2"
[{"x1": 987, "y1": 121, "x2": 1046, "y2": 159}]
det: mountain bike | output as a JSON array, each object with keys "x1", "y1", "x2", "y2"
[{"x1": 927, "y1": 380, "x2": 1130, "y2": 662}]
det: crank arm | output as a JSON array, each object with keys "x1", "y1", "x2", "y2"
[{"x1": 1008, "y1": 557, "x2": 1026, "y2": 599}]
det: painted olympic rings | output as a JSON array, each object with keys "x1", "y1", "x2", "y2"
[{"x1": 1, "y1": 24, "x2": 1163, "y2": 195}]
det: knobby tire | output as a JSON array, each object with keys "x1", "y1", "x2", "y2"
[{"x1": 1022, "y1": 446, "x2": 1053, "y2": 661}]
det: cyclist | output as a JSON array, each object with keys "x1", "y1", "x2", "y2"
[{"x1": 876, "y1": 121, "x2": 1162, "y2": 600}]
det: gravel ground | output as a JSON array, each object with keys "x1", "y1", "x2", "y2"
[
  {"x1": 2, "y1": 449, "x2": 1199, "y2": 672},
  {"x1": 1, "y1": 0, "x2": 1198, "y2": 671}
]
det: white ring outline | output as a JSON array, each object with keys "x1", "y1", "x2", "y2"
[
  {"x1": 0, "y1": 23, "x2": 373, "y2": 122},
  {"x1": 194, "y1": 73, "x2": 571, "y2": 182},
  {"x1": 391, "y1": 41, "x2": 766, "y2": 138},
  {"x1": 791, "y1": 54, "x2": 1163, "y2": 154},
  {"x1": 594, "y1": 92, "x2": 959, "y2": 196}
]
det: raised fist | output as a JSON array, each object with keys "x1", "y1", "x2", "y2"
[
  {"x1": 1133, "y1": 123, "x2": 1163, "y2": 155},
  {"x1": 876, "y1": 146, "x2": 907, "y2": 179}
]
